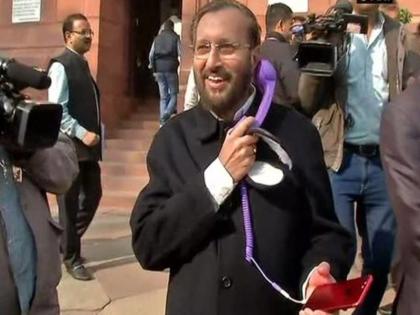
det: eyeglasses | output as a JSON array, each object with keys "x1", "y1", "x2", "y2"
[
  {"x1": 191, "y1": 41, "x2": 251, "y2": 60},
  {"x1": 70, "y1": 30, "x2": 94, "y2": 37}
]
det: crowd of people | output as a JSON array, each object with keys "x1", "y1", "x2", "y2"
[{"x1": 1, "y1": 0, "x2": 420, "y2": 314}]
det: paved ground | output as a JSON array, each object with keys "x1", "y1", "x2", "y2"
[{"x1": 57, "y1": 210, "x2": 394, "y2": 315}]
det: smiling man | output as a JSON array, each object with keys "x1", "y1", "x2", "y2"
[
  {"x1": 48, "y1": 13, "x2": 102, "y2": 281},
  {"x1": 130, "y1": 1, "x2": 353, "y2": 315}
]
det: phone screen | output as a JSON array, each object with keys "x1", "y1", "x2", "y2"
[{"x1": 303, "y1": 275, "x2": 373, "y2": 312}]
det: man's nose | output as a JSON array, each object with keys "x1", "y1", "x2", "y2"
[{"x1": 205, "y1": 47, "x2": 223, "y2": 69}]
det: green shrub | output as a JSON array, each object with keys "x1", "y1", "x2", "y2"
[{"x1": 399, "y1": 8, "x2": 413, "y2": 24}]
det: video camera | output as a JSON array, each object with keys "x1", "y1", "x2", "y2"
[
  {"x1": 296, "y1": 0, "x2": 368, "y2": 76},
  {"x1": 0, "y1": 57, "x2": 62, "y2": 151}
]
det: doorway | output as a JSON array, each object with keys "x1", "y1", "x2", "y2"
[{"x1": 129, "y1": 0, "x2": 183, "y2": 98}]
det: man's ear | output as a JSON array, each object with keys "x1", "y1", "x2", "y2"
[
  {"x1": 64, "y1": 31, "x2": 71, "y2": 43},
  {"x1": 275, "y1": 20, "x2": 284, "y2": 33}
]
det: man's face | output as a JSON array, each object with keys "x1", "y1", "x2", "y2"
[
  {"x1": 193, "y1": 8, "x2": 255, "y2": 114},
  {"x1": 65, "y1": 19, "x2": 93, "y2": 55}
]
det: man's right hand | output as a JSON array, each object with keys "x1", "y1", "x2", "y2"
[
  {"x1": 82, "y1": 131, "x2": 100, "y2": 147},
  {"x1": 218, "y1": 117, "x2": 258, "y2": 183}
]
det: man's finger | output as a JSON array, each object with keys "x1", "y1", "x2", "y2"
[
  {"x1": 230, "y1": 116, "x2": 256, "y2": 137},
  {"x1": 236, "y1": 135, "x2": 259, "y2": 148},
  {"x1": 316, "y1": 262, "x2": 331, "y2": 276}
]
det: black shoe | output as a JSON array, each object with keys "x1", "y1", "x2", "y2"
[
  {"x1": 378, "y1": 303, "x2": 393, "y2": 315},
  {"x1": 66, "y1": 263, "x2": 93, "y2": 281}
]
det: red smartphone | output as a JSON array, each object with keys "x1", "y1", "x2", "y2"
[{"x1": 303, "y1": 275, "x2": 373, "y2": 312}]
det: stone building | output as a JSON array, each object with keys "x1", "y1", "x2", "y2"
[{"x1": 0, "y1": 0, "x2": 419, "y2": 128}]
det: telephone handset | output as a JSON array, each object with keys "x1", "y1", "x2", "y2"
[{"x1": 253, "y1": 59, "x2": 277, "y2": 127}]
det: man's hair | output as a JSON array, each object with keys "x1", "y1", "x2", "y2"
[
  {"x1": 190, "y1": 0, "x2": 261, "y2": 48},
  {"x1": 62, "y1": 13, "x2": 88, "y2": 41},
  {"x1": 265, "y1": 3, "x2": 293, "y2": 32},
  {"x1": 163, "y1": 19, "x2": 174, "y2": 30}
]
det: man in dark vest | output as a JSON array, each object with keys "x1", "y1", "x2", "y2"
[
  {"x1": 48, "y1": 13, "x2": 102, "y2": 281},
  {"x1": 149, "y1": 19, "x2": 181, "y2": 126}
]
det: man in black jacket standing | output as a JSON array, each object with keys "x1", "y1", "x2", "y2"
[
  {"x1": 48, "y1": 13, "x2": 102, "y2": 281},
  {"x1": 149, "y1": 19, "x2": 181, "y2": 126},
  {"x1": 131, "y1": 1, "x2": 353, "y2": 315},
  {"x1": 259, "y1": 3, "x2": 300, "y2": 107}
]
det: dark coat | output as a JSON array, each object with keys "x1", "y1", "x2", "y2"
[
  {"x1": 0, "y1": 134, "x2": 79, "y2": 315},
  {"x1": 130, "y1": 93, "x2": 353, "y2": 315},
  {"x1": 259, "y1": 32, "x2": 300, "y2": 107},
  {"x1": 380, "y1": 76, "x2": 420, "y2": 315}
]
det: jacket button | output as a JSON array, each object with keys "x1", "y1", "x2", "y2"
[{"x1": 221, "y1": 276, "x2": 232, "y2": 288}]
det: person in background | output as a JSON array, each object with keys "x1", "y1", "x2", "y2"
[
  {"x1": 149, "y1": 19, "x2": 181, "y2": 126},
  {"x1": 183, "y1": 68, "x2": 200, "y2": 110},
  {"x1": 298, "y1": 1, "x2": 417, "y2": 313},
  {"x1": 381, "y1": 71, "x2": 420, "y2": 315},
  {"x1": 48, "y1": 13, "x2": 102, "y2": 281},
  {"x1": 259, "y1": 3, "x2": 300, "y2": 108},
  {"x1": 0, "y1": 134, "x2": 78, "y2": 315},
  {"x1": 290, "y1": 15, "x2": 306, "y2": 51}
]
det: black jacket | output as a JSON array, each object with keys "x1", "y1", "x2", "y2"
[
  {"x1": 152, "y1": 29, "x2": 180, "y2": 73},
  {"x1": 259, "y1": 32, "x2": 300, "y2": 107},
  {"x1": 130, "y1": 93, "x2": 353, "y2": 315}
]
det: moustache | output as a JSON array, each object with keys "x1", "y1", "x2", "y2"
[{"x1": 203, "y1": 68, "x2": 232, "y2": 81}]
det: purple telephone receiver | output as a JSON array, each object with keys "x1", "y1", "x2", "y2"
[
  {"x1": 253, "y1": 59, "x2": 277, "y2": 127},
  {"x1": 241, "y1": 59, "x2": 276, "y2": 262},
  {"x1": 239, "y1": 60, "x2": 305, "y2": 304}
]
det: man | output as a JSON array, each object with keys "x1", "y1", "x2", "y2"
[
  {"x1": 48, "y1": 13, "x2": 102, "y2": 281},
  {"x1": 131, "y1": 1, "x2": 353, "y2": 315},
  {"x1": 259, "y1": 3, "x2": 300, "y2": 107},
  {"x1": 298, "y1": 2, "x2": 415, "y2": 314},
  {"x1": 149, "y1": 19, "x2": 181, "y2": 126},
  {"x1": 380, "y1": 73, "x2": 420, "y2": 315},
  {"x1": 0, "y1": 134, "x2": 78, "y2": 315}
]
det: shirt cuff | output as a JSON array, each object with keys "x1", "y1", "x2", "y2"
[
  {"x1": 301, "y1": 267, "x2": 317, "y2": 301},
  {"x1": 204, "y1": 158, "x2": 236, "y2": 211},
  {"x1": 74, "y1": 125, "x2": 88, "y2": 141}
]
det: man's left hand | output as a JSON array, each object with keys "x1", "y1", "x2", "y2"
[{"x1": 299, "y1": 262, "x2": 336, "y2": 315}]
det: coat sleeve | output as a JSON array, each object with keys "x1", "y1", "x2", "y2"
[
  {"x1": 21, "y1": 133, "x2": 79, "y2": 194},
  {"x1": 130, "y1": 131, "x2": 220, "y2": 271},
  {"x1": 296, "y1": 121, "x2": 354, "y2": 283},
  {"x1": 380, "y1": 97, "x2": 420, "y2": 265}
]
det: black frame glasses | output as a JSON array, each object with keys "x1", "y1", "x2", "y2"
[
  {"x1": 70, "y1": 30, "x2": 94, "y2": 37},
  {"x1": 191, "y1": 41, "x2": 251, "y2": 60}
]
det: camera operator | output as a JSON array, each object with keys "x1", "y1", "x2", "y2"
[
  {"x1": 0, "y1": 133, "x2": 78, "y2": 315},
  {"x1": 297, "y1": 2, "x2": 417, "y2": 314}
]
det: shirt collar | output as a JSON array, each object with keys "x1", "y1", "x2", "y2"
[{"x1": 265, "y1": 32, "x2": 288, "y2": 43}]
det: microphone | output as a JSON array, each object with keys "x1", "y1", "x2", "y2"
[
  {"x1": 0, "y1": 57, "x2": 51, "y2": 90},
  {"x1": 335, "y1": 0, "x2": 353, "y2": 14}
]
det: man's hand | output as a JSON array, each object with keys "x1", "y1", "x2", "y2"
[
  {"x1": 299, "y1": 262, "x2": 336, "y2": 315},
  {"x1": 82, "y1": 131, "x2": 100, "y2": 147},
  {"x1": 218, "y1": 117, "x2": 258, "y2": 183}
]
